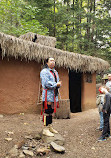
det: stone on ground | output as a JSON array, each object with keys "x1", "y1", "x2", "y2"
[
  {"x1": 36, "y1": 147, "x2": 50, "y2": 155},
  {"x1": 23, "y1": 150, "x2": 34, "y2": 156},
  {"x1": 5, "y1": 138, "x2": 13, "y2": 141},
  {"x1": 50, "y1": 141, "x2": 65, "y2": 153},
  {"x1": 0, "y1": 114, "x2": 3, "y2": 118},
  {"x1": 19, "y1": 152, "x2": 25, "y2": 158}
]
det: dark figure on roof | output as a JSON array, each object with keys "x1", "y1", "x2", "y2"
[{"x1": 32, "y1": 34, "x2": 37, "y2": 42}]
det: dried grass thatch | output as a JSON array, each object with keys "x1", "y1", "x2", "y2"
[
  {"x1": 19, "y1": 32, "x2": 56, "y2": 48},
  {"x1": 0, "y1": 32, "x2": 110, "y2": 73}
]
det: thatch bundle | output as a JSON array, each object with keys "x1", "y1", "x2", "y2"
[
  {"x1": 0, "y1": 32, "x2": 110, "y2": 73},
  {"x1": 19, "y1": 32, "x2": 56, "y2": 48}
]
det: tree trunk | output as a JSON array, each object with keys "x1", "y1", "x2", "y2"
[
  {"x1": 87, "y1": 0, "x2": 90, "y2": 43},
  {"x1": 79, "y1": 0, "x2": 82, "y2": 50},
  {"x1": 54, "y1": 0, "x2": 56, "y2": 37},
  {"x1": 66, "y1": 1, "x2": 69, "y2": 51},
  {"x1": 72, "y1": 0, "x2": 75, "y2": 52}
]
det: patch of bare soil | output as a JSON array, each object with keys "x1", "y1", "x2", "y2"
[{"x1": 0, "y1": 108, "x2": 111, "y2": 158}]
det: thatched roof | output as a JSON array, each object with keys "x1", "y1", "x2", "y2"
[
  {"x1": 0, "y1": 32, "x2": 110, "y2": 73},
  {"x1": 19, "y1": 32, "x2": 56, "y2": 48}
]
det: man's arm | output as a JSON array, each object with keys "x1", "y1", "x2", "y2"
[
  {"x1": 40, "y1": 69, "x2": 57, "y2": 89},
  {"x1": 105, "y1": 94, "x2": 110, "y2": 112}
]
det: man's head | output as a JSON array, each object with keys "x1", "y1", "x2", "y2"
[
  {"x1": 108, "y1": 74, "x2": 111, "y2": 81},
  {"x1": 46, "y1": 57, "x2": 55, "y2": 69}
]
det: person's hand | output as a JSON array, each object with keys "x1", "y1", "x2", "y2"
[
  {"x1": 57, "y1": 81, "x2": 62, "y2": 87},
  {"x1": 103, "y1": 109, "x2": 107, "y2": 113}
]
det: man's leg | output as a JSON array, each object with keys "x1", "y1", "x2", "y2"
[
  {"x1": 45, "y1": 115, "x2": 52, "y2": 126},
  {"x1": 106, "y1": 111, "x2": 110, "y2": 136},
  {"x1": 99, "y1": 111, "x2": 104, "y2": 130},
  {"x1": 44, "y1": 104, "x2": 54, "y2": 125},
  {"x1": 102, "y1": 112, "x2": 110, "y2": 138},
  {"x1": 42, "y1": 103, "x2": 54, "y2": 136},
  {"x1": 45, "y1": 103, "x2": 58, "y2": 134}
]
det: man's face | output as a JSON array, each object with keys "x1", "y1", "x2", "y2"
[
  {"x1": 47, "y1": 58, "x2": 55, "y2": 69},
  {"x1": 108, "y1": 74, "x2": 111, "y2": 81}
]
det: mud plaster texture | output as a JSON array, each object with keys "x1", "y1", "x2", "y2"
[{"x1": 0, "y1": 58, "x2": 41, "y2": 114}]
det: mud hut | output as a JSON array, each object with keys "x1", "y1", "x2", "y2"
[{"x1": 0, "y1": 32, "x2": 110, "y2": 114}]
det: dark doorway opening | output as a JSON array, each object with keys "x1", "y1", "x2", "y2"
[{"x1": 69, "y1": 70, "x2": 82, "y2": 113}]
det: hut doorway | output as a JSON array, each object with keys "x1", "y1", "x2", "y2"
[{"x1": 69, "y1": 70, "x2": 82, "y2": 113}]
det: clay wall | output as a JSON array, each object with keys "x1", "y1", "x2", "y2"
[
  {"x1": 0, "y1": 58, "x2": 41, "y2": 114},
  {"x1": 57, "y1": 68, "x2": 69, "y2": 100},
  {"x1": 81, "y1": 73, "x2": 96, "y2": 111}
]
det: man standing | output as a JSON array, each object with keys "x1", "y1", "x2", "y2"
[
  {"x1": 40, "y1": 57, "x2": 62, "y2": 137},
  {"x1": 106, "y1": 74, "x2": 111, "y2": 93},
  {"x1": 98, "y1": 87, "x2": 111, "y2": 141}
]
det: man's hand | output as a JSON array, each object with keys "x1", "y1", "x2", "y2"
[
  {"x1": 57, "y1": 81, "x2": 62, "y2": 87},
  {"x1": 102, "y1": 109, "x2": 107, "y2": 113}
]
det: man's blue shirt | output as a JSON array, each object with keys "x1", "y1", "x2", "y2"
[{"x1": 40, "y1": 67, "x2": 59, "y2": 102}]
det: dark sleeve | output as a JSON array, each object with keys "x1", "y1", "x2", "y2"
[{"x1": 105, "y1": 94, "x2": 110, "y2": 112}]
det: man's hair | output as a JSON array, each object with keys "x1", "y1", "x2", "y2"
[
  {"x1": 45, "y1": 57, "x2": 54, "y2": 63},
  {"x1": 42, "y1": 57, "x2": 53, "y2": 69},
  {"x1": 45, "y1": 58, "x2": 50, "y2": 64},
  {"x1": 42, "y1": 57, "x2": 55, "y2": 70}
]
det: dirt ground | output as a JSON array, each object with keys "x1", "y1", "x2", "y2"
[{"x1": 0, "y1": 108, "x2": 111, "y2": 158}]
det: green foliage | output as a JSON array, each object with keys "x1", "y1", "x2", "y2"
[
  {"x1": 96, "y1": 74, "x2": 102, "y2": 84},
  {"x1": 0, "y1": 0, "x2": 48, "y2": 36}
]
